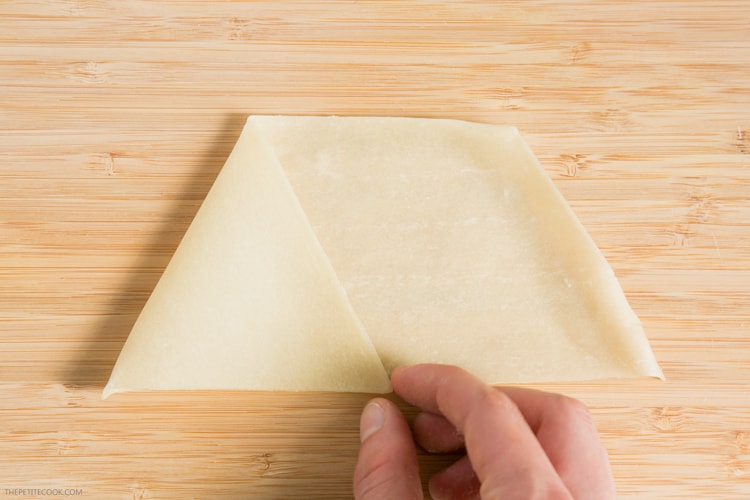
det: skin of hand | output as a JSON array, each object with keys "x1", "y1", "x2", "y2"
[{"x1": 352, "y1": 364, "x2": 616, "y2": 500}]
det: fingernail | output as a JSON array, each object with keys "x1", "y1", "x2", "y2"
[{"x1": 360, "y1": 401, "x2": 385, "y2": 443}]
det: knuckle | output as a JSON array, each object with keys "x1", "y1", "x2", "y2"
[
  {"x1": 353, "y1": 457, "x2": 393, "y2": 500},
  {"x1": 484, "y1": 387, "x2": 517, "y2": 410},
  {"x1": 555, "y1": 395, "x2": 596, "y2": 427}
]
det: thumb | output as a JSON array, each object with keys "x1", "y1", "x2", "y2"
[{"x1": 353, "y1": 398, "x2": 423, "y2": 500}]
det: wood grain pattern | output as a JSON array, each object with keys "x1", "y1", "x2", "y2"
[{"x1": 1, "y1": 1, "x2": 748, "y2": 498}]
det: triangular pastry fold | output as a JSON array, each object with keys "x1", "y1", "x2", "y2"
[{"x1": 103, "y1": 119, "x2": 392, "y2": 397}]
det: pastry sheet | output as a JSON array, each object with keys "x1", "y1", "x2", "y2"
[{"x1": 104, "y1": 116, "x2": 663, "y2": 397}]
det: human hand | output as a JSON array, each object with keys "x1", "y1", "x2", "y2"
[{"x1": 353, "y1": 364, "x2": 615, "y2": 500}]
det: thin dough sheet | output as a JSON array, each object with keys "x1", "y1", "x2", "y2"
[{"x1": 104, "y1": 116, "x2": 663, "y2": 397}]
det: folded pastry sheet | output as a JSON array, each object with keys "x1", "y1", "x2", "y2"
[{"x1": 103, "y1": 116, "x2": 662, "y2": 397}]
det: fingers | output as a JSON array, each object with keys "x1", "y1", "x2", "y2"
[
  {"x1": 413, "y1": 411, "x2": 464, "y2": 453},
  {"x1": 412, "y1": 388, "x2": 614, "y2": 499},
  {"x1": 353, "y1": 398, "x2": 423, "y2": 500},
  {"x1": 498, "y1": 387, "x2": 616, "y2": 500},
  {"x1": 428, "y1": 455, "x2": 481, "y2": 500},
  {"x1": 357, "y1": 365, "x2": 615, "y2": 500},
  {"x1": 392, "y1": 365, "x2": 571, "y2": 499},
  {"x1": 412, "y1": 412, "x2": 481, "y2": 498}
]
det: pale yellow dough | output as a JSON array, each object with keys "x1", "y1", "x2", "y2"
[{"x1": 103, "y1": 116, "x2": 662, "y2": 398}]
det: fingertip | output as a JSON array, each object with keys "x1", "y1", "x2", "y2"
[
  {"x1": 353, "y1": 398, "x2": 423, "y2": 500},
  {"x1": 390, "y1": 364, "x2": 408, "y2": 382},
  {"x1": 390, "y1": 363, "x2": 441, "y2": 394},
  {"x1": 359, "y1": 399, "x2": 385, "y2": 443}
]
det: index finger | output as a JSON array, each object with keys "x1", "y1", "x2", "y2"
[{"x1": 392, "y1": 364, "x2": 570, "y2": 499}]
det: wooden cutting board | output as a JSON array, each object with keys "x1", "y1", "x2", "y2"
[{"x1": 1, "y1": 1, "x2": 748, "y2": 498}]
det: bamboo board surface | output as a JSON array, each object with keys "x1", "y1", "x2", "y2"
[{"x1": 1, "y1": 1, "x2": 749, "y2": 498}]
